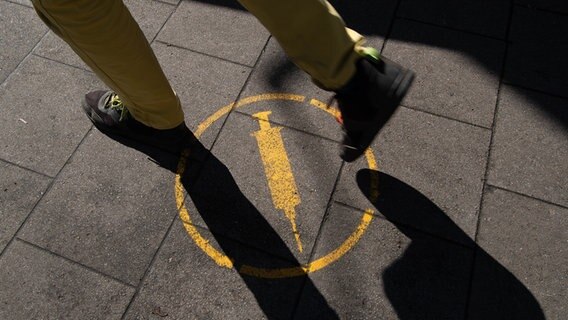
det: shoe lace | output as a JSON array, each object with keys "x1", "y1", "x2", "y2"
[{"x1": 104, "y1": 93, "x2": 129, "y2": 122}]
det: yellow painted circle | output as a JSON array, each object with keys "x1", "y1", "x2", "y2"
[{"x1": 175, "y1": 94, "x2": 379, "y2": 279}]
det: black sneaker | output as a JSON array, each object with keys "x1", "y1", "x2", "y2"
[
  {"x1": 82, "y1": 90, "x2": 196, "y2": 155},
  {"x1": 334, "y1": 48, "x2": 414, "y2": 162}
]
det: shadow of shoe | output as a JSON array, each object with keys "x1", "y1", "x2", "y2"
[{"x1": 356, "y1": 169, "x2": 545, "y2": 320}]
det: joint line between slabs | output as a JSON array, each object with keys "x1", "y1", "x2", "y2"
[
  {"x1": 0, "y1": 28, "x2": 49, "y2": 89},
  {"x1": 14, "y1": 238, "x2": 135, "y2": 289},
  {"x1": 485, "y1": 184, "x2": 568, "y2": 210},
  {"x1": 0, "y1": 157, "x2": 54, "y2": 179},
  {"x1": 464, "y1": 3, "x2": 516, "y2": 319},
  {"x1": 233, "y1": 110, "x2": 341, "y2": 144},
  {"x1": 154, "y1": 40, "x2": 257, "y2": 69},
  {"x1": 120, "y1": 34, "x2": 273, "y2": 320},
  {"x1": 333, "y1": 201, "x2": 476, "y2": 250},
  {"x1": 119, "y1": 207, "x2": 184, "y2": 319},
  {"x1": 289, "y1": 161, "x2": 346, "y2": 319},
  {"x1": 0, "y1": 126, "x2": 94, "y2": 261}
]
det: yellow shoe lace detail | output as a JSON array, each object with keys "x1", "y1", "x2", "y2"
[{"x1": 104, "y1": 93, "x2": 129, "y2": 122}]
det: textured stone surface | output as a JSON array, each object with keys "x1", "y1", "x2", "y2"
[
  {"x1": 469, "y1": 187, "x2": 566, "y2": 320},
  {"x1": 398, "y1": 0, "x2": 511, "y2": 38},
  {"x1": 124, "y1": 220, "x2": 306, "y2": 320},
  {"x1": 504, "y1": 6, "x2": 568, "y2": 98},
  {"x1": 0, "y1": 55, "x2": 100, "y2": 176},
  {"x1": 18, "y1": 130, "x2": 180, "y2": 285},
  {"x1": 0, "y1": 240, "x2": 134, "y2": 320},
  {"x1": 239, "y1": 38, "x2": 341, "y2": 143},
  {"x1": 488, "y1": 86, "x2": 568, "y2": 207},
  {"x1": 295, "y1": 204, "x2": 473, "y2": 320},
  {"x1": 151, "y1": 42, "x2": 251, "y2": 148},
  {"x1": 157, "y1": 0, "x2": 269, "y2": 66},
  {"x1": 0, "y1": 162, "x2": 50, "y2": 252},
  {"x1": 384, "y1": 19, "x2": 505, "y2": 128},
  {"x1": 0, "y1": 1, "x2": 46, "y2": 83},
  {"x1": 182, "y1": 112, "x2": 342, "y2": 263},
  {"x1": 335, "y1": 107, "x2": 490, "y2": 244},
  {"x1": 515, "y1": 0, "x2": 568, "y2": 14}
]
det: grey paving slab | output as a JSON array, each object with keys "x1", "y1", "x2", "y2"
[
  {"x1": 151, "y1": 42, "x2": 251, "y2": 148},
  {"x1": 0, "y1": 162, "x2": 50, "y2": 252},
  {"x1": 0, "y1": 0, "x2": 46, "y2": 83},
  {"x1": 487, "y1": 86, "x2": 568, "y2": 207},
  {"x1": 398, "y1": 0, "x2": 511, "y2": 39},
  {"x1": 294, "y1": 204, "x2": 473, "y2": 320},
  {"x1": 158, "y1": 0, "x2": 180, "y2": 5},
  {"x1": 124, "y1": 220, "x2": 307, "y2": 320},
  {"x1": 468, "y1": 187, "x2": 566, "y2": 319},
  {"x1": 0, "y1": 240, "x2": 134, "y2": 320},
  {"x1": 239, "y1": 38, "x2": 341, "y2": 143},
  {"x1": 33, "y1": 0, "x2": 176, "y2": 70},
  {"x1": 5, "y1": 0, "x2": 33, "y2": 8},
  {"x1": 18, "y1": 130, "x2": 181, "y2": 286},
  {"x1": 157, "y1": 0, "x2": 270, "y2": 66},
  {"x1": 335, "y1": 107, "x2": 490, "y2": 245},
  {"x1": 182, "y1": 112, "x2": 343, "y2": 264},
  {"x1": 329, "y1": 0, "x2": 398, "y2": 48},
  {"x1": 515, "y1": 0, "x2": 568, "y2": 14},
  {"x1": 0, "y1": 55, "x2": 100, "y2": 176},
  {"x1": 504, "y1": 6, "x2": 568, "y2": 98},
  {"x1": 384, "y1": 19, "x2": 506, "y2": 128}
]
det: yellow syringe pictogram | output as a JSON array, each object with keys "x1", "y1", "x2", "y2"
[{"x1": 252, "y1": 111, "x2": 303, "y2": 252}]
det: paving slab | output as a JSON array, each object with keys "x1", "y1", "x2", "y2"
[
  {"x1": 158, "y1": 0, "x2": 180, "y2": 5},
  {"x1": 239, "y1": 38, "x2": 341, "y2": 143},
  {"x1": 468, "y1": 187, "x2": 566, "y2": 319},
  {"x1": 18, "y1": 130, "x2": 181, "y2": 286},
  {"x1": 0, "y1": 240, "x2": 134, "y2": 320},
  {"x1": 504, "y1": 6, "x2": 568, "y2": 98},
  {"x1": 34, "y1": 0, "x2": 176, "y2": 70},
  {"x1": 398, "y1": 0, "x2": 511, "y2": 39},
  {"x1": 335, "y1": 107, "x2": 490, "y2": 244},
  {"x1": 182, "y1": 111, "x2": 342, "y2": 263},
  {"x1": 0, "y1": 0, "x2": 46, "y2": 83},
  {"x1": 151, "y1": 42, "x2": 251, "y2": 148},
  {"x1": 384, "y1": 19, "x2": 505, "y2": 128},
  {"x1": 5, "y1": 0, "x2": 33, "y2": 8},
  {"x1": 329, "y1": 0, "x2": 398, "y2": 48},
  {"x1": 488, "y1": 86, "x2": 568, "y2": 207},
  {"x1": 515, "y1": 0, "x2": 568, "y2": 14},
  {"x1": 0, "y1": 162, "x2": 51, "y2": 252},
  {"x1": 157, "y1": 0, "x2": 270, "y2": 66},
  {"x1": 124, "y1": 220, "x2": 309, "y2": 320},
  {"x1": 0, "y1": 55, "x2": 100, "y2": 176},
  {"x1": 294, "y1": 203, "x2": 473, "y2": 320}
]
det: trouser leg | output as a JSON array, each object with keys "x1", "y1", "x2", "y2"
[
  {"x1": 31, "y1": 0, "x2": 184, "y2": 129},
  {"x1": 237, "y1": 0, "x2": 364, "y2": 90}
]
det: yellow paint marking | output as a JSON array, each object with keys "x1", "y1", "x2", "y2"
[
  {"x1": 175, "y1": 94, "x2": 381, "y2": 278},
  {"x1": 239, "y1": 210, "x2": 374, "y2": 278},
  {"x1": 252, "y1": 111, "x2": 303, "y2": 253},
  {"x1": 175, "y1": 150, "x2": 234, "y2": 268},
  {"x1": 309, "y1": 98, "x2": 340, "y2": 118},
  {"x1": 196, "y1": 94, "x2": 305, "y2": 138}
]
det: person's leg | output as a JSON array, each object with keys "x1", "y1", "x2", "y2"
[
  {"x1": 237, "y1": 0, "x2": 362, "y2": 90},
  {"x1": 238, "y1": 0, "x2": 414, "y2": 162},
  {"x1": 31, "y1": 0, "x2": 183, "y2": 130}
]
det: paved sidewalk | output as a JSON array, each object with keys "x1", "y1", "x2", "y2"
[{"x1": 1, "y1": 0, "x2": 566, "y2": 319}]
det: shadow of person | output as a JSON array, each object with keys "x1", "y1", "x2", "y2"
[
  {"x1": 356, "y1": 169, "x2": 545, "y2": 320},
  {"x1": 100, "y1": 130, "x2": 339, "y2": 320}
]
